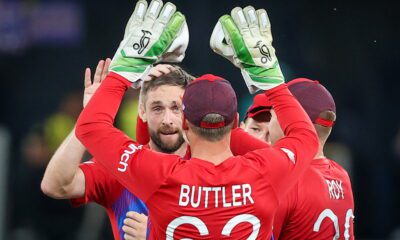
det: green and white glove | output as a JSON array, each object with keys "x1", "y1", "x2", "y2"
[
  {"x1": 110, "y1": 0, "x2": 188, "y2": 88},
  {"x1": 210, "y1": 6, "x2": 284, "y2": 93}
]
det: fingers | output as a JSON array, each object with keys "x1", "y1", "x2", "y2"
[
  {"x1": 218, "y1": 15, "x2": 248, "y2": 61},
  {"x1": 231, "y1": 7, "x2": 251, "y2": 38},
  {"x1": 125, "y1": 0, "x2": 148, "y2": 37},
  {"x1": 210, "y1": 21, "x2": 235, "y2": 58},
  {"x1": 126, "y1": 211, "x2": 148, "y2": 222},
  {"x1": 123, "y1": 225, "x2": 139, "y2": 240},
  {"x1": 143, "y1": 0, "x2": 164, "y2": 29},
  {"x1": 243, "y1": 6, "x2": 261, "y2": 37},
  {"x1": 133, "y1": 0, "x2": 148, "y2": 22},
  {"x1": 93, "y1": 60, "x2": 105, "y2": 83},
  {"x1": 101, "y1": 58, "x2": 112, "y2": 81},
  {"x1": 84, "y1": 68, "x2": 91, "y2": 88},
  {"x1": 143, "y1": 64, "x2": 174, "y2": 81},
  {"x1": 123, "y1": 212, "x2": 148, "y2": 240},
  {"x1": 157, "y1": 2, "x2": 176, "y2": 24},
  {"x1": 256, "y1": 9, "x2": 272, "y2": 41},
  {"x1": 153, "y1": 2, "x2": 176, "y2": 33},
  {"x1": 84, "y1": 58, "x2": 110, "y2": 88},
  {"x1": 122, "y1": 219, "x2": 139, "y2": 237}
]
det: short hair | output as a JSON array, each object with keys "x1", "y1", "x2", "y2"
[
  {"x1": 189, "y1": 113, "x2": 233, "y2": 142},
  {"x1": 140, "y1": 65, "x2": 195, "y2": 106},
  {"x1": 314, "y1": 110, "x2": 336, "y2": 144}
]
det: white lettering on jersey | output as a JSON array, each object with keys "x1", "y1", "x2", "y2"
[
  {"x1": 212, "y1": 187, "x2": 221, "y2": 207},
  {"x1": 326, "y1": 179, "x2": 344, "y2": 200},
  {"x1": 280, "y1": 148, "x2": 296, "y2": 164},
  {"x1": 118, "y1": 144, "x2": 142, "y2": 172},
  {"x1": 178, "y1": 184, "x2": 254, "y2": 208}
]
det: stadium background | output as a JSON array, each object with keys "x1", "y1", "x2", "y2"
[{"x1": 0, "y1": 0, "x2": 398, "y2": 239}]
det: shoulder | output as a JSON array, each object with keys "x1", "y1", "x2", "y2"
[
  {"x1": 81, "y1": 157, "x2": 125, "y2": 188},
  {"x1": 328, "y1": 159, "x2": 352, "y2": 181}
]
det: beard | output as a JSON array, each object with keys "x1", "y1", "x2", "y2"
[{"x1": 149, "y1": 125, "x2": 185, "y2": 153}]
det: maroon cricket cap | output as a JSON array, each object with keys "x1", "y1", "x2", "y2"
[
  {"x1": 182, "y1": 74, "x2": 237, "y2": 129},
  {"x1": 287, "y1": 78, "x2": 336, "y2": 127},
  {"x1": 245, "y1": 93, "x2": 272, "y2": 121}
]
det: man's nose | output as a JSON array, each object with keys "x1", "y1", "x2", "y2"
[{"x1": 162, "y1": 109, "x2": 174, "y2": 125}]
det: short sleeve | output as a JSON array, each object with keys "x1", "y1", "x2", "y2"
[{"x1": 70, "y1": 159, "x2": 124, "y2": 207}]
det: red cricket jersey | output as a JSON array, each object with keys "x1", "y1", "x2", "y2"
[
  {"x1": 134, "y1": 105, "x2": 356, "y2": 239},
  {"x1": 70, "y1": 123, "x2": 253, "y2": 240},
  {"x1": 75, "y1": 72, "x2": 318, "y2": 239},
  {"x1": 273, "y1": 158, "x2": 355, "y2": 240},
  {"x1": 70, "y1": 157, "x2": 149, "y2": 240}
]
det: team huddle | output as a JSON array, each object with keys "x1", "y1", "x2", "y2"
[{"x1": 41, "y1": 0, "x2": 355, "y2": 239}]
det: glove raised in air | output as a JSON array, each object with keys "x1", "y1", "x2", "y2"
[
  {"x1": 210, "y1": 6, "x2": 284, "y2": 93},
  {"x1": 110, "y1": 0, "x2": 189, "y2": 88}
]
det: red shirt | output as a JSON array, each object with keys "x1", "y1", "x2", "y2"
[
  {"x1": 70, "y1": 156, "x2": 149, "y2": 240},
  {"x1": 75, "y1": 73, "x2": 318, "y2": 239},
  {"x1": 273, "y1": 158, "x2": 355, "y2": 240},
  {"x1": 70, "y1": 125, "x2": 249, "y2": 240}
]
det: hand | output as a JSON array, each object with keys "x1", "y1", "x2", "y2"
[
  {"x1": 143, "y1": 64, "x2": 175, "y2": 82},
  {"x1": 122, "y1": 211, "x2": 148, "y2": 240},
  {"x1": 110, "y1": 0, "x2": 188, "y2": 87},
  {"x1": 210, "y1": 6, "x2": 284, "y2": 93},
  {"x1": 83, "y1": 58, "x2": 111, "y2": 107}
]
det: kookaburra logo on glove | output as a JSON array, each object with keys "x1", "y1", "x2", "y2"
[
  {"x1": 109, "y1": 0, "x2": 189, "y2": 85},
  {"x1": 133, "y1": 30, "x2": 152, "y2": 54},
  {"x1": 256, "y1": 41, "x2": 272, "y2": 63}
]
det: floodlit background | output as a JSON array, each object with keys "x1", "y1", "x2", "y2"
[{"x1": 0, "y1": 0, "x2": 399, "y2": 239}]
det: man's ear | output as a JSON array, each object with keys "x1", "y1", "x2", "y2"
[
  {"x1": 239, "y1": 121, "x2": 246, "y2": 129},
  {"x1": 182, "y1": 116, "x2": 189, "y2": 130},
  {"x1": 232, "y1": 112, "x2": 239, "y2": 129},
  {"x1": 139, "y1": 103, "x2": 147, "y2": 123}
]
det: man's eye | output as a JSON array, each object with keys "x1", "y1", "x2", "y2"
[
  {"x1": 153, "y1": 107, "x2": 162, "y2": 112},
  {"x1": 251, "y1": 128, "x2": 260, "y2": 132},
  {"x1": 171, "y1": 106, "x2": 181, "y2": 112}
]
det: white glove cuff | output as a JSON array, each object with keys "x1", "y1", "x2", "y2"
[
  {"x1": 241, "y1": 69, "x2": 279, "y2": 94},
  {"x1": 110, "y1": 65, "x2": 153, "y2": 89}
]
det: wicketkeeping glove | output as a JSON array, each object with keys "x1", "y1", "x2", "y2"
[
  {"x1": 110, "y1": 0, "x2": 189, "y2": 88},
  {"x1": 210, "y1": 6, "x2": 284, "y2": 93}
]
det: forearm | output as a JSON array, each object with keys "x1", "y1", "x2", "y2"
[
  {"x1": 262, "y1": 84, "x2": 318, "y2": 201},
  {"x1": 266, "y1": 84, "x2": 318, "y2": 158},
  {"x1": 41, "y1": 128, "x2": 86, "y2": 198},
  {"x1": 75, "y1": 72, "x2": 138, "y2": 183}
]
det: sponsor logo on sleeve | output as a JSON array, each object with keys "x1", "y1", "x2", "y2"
[{"x1": 118, "y1": 144, "x2": 143, "y2": 172}]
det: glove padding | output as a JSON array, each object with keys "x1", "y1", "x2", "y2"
[
  {"x1": 110, "y1": 0, "x2": 189, "y2": 88},
  {"x1": 210, "y1": 6, "x2": 284, "y2": 93}
]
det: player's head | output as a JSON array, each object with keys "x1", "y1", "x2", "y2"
[
  {"x1": 182, "y1": 74, "x2": 237, "y2": 142},
  {"x1": 139, "y1": 65, "x2": 194, "y2": 153},
  {"x1": 269, "y1": 78, "x2": 336, "y2": 145},
  {"x1": 240, "y1": 93, "x2": 271, "y2": 143}
]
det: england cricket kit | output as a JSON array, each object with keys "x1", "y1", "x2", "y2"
[
  {"x1": 71, "y1": 158, "x2": 148, "y2": 240},
  {"x1": 273, "y1": 158, "x2": 355, "y2": 240},
  {"x1": 75, "y1": 73, "x2": 318, "y2": 239}
]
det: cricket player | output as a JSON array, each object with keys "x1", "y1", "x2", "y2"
[
  {"x1": 272, "y1": 79, "x2": 355, "y2": 239},
  {"x1": 41, "y1": 54, "x2": 194, "y2": 240},
  {"x1": 75, "y1": 1, "x2": 319, "y2": 239},
  {"x1": 235, "y1": 79, "x2": 355, "y2": 239}
]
